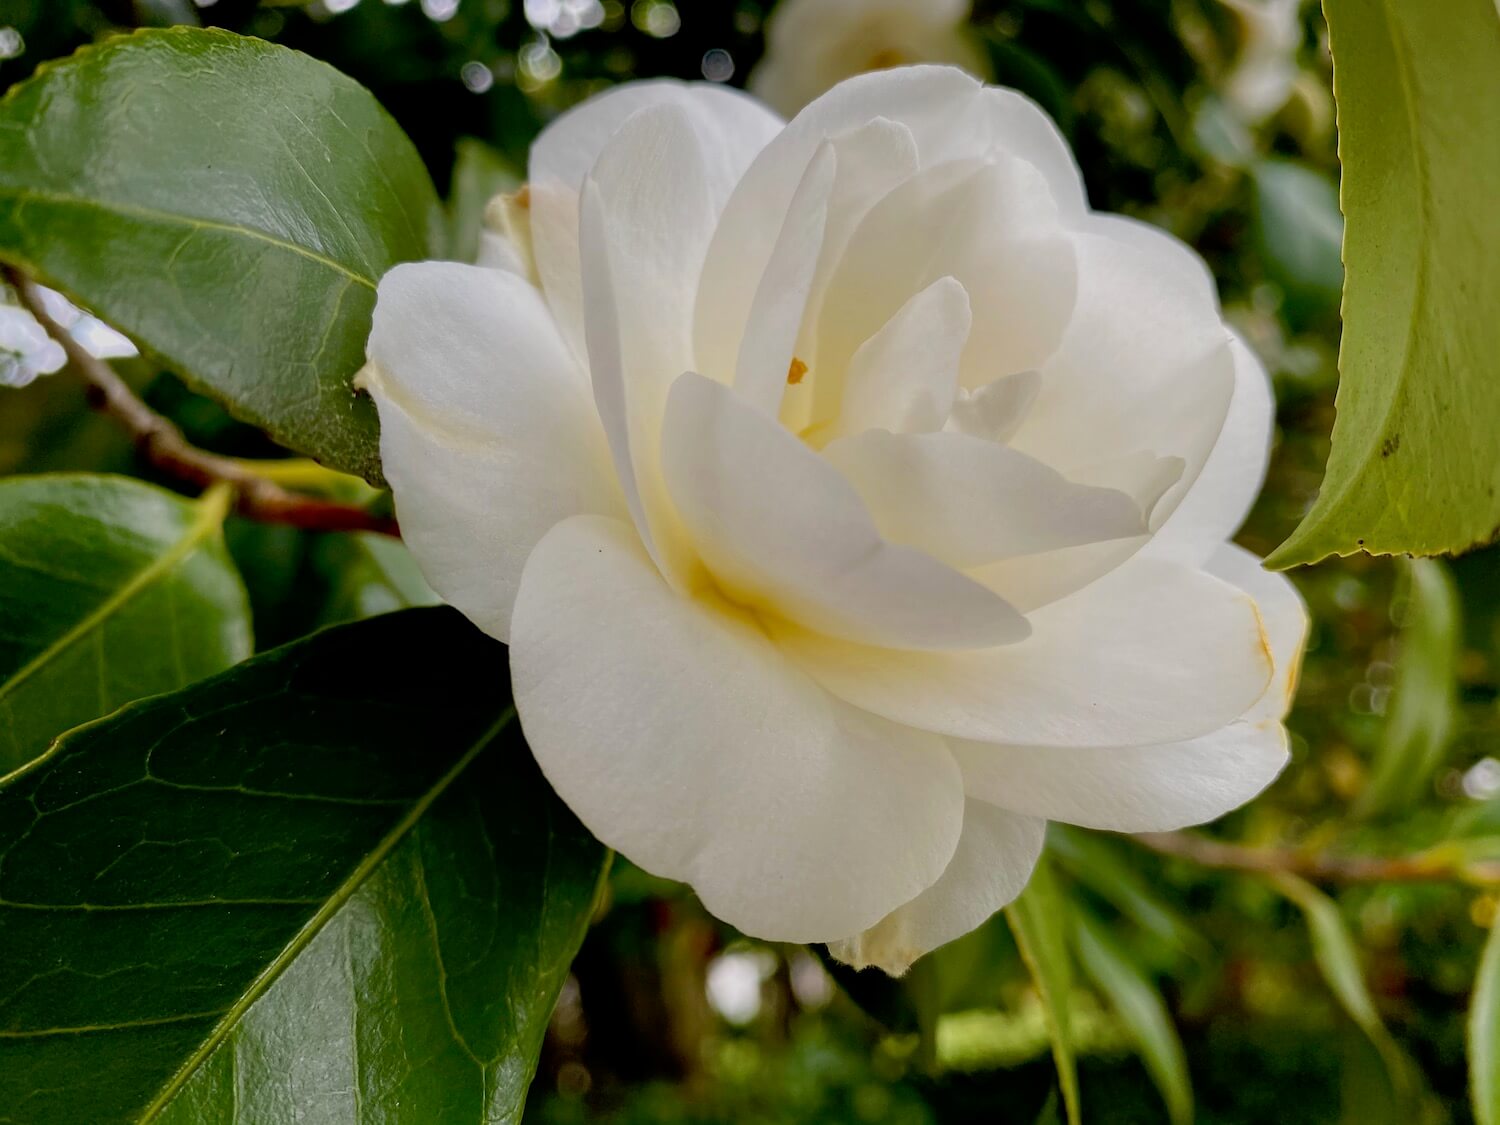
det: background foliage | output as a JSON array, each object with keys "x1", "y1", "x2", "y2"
[{"x1": 1, "y1": 0, "x2": 1498, "y2": 1122}]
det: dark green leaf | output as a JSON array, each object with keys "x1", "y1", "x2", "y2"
[
  {"x1": 0, "y1": 474, "x2": 250, "y2": 775},
  {"x1": 1267, "y1": 0, "x2": 1500, "y2": 566},
  {"x1": 1005, "y1": 858, "x2": 1080, "y2": 1125},
  {"x1": 0, "y1": 28, "x2": 444, "y2": 482},
  {"x1": 1251, "y1": 159, "x2": 1343, "y2": 329},
  {"x1": 1472, "y1": 916, "x2": 1500, "y2": 1125},
  {"x1": 447, "y1": 138, "x2": 520, "y2": 264},
  {"x1": 1074, "y1": 911, "x2": 1192, "y2": 1125},
  {"x1": 1357, "y1": 558, "x2": 1461, "y2": 818},
  {"x1": 0, "y1": 607, "x2": 607, "y2": 1123}
]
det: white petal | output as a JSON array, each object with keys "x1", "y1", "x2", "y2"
[
  {"x1": 830, "y1": 276, "x2": 971, "y2": 436},
  {"x1": 816, "y1": 157, "x2": 1077, "y2": 409},
  {"x1": 952, "y1": 722, "x2": 1289, "y2": 832},
  {"x1": 977, "y1": 86, "x2": 1089, "y2": 216},
  {"x1": 578, "y1": 104, "x2": 719, "y2": 582},
  {"x1": 1206, "y1": 542, "x2": 1308, "y2": 722},
  {"x1": 1012, "y1": 216, "x2": 1234, "y2": 520},
  {"x1": 510, "y1": 514, "x2": 966, "y2": 942},
  {"x1": 362, "y1": 263, "x2": 621, "y2": 641},
  {"x1": 661, "y1": 373, "x2": 1029, "y2": 650},
  {"x1": 828, "y1": 800, "x2": 1044, "y2": 975},
  {"x1": 1145, "y1": 333, "x2": 1275, "y2": 561},
  {"x1": 822, "y1": 429, "x2": 1148, "y2": 568},
  {"x1": 772, "y1": 555, "x2": 1273, "y2": 747},
  {"x1": 733, "y1": 144, "x2": 837, "y2": 416},
  {"x1": 946, "y1": 371, "x2": 1042, "y2": 443},
  {"x1": 530, "y1": 81, "x2": 782, "y2": 364}
]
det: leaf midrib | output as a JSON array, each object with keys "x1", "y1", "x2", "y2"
[
  {"x1": 0, "y1": 484, "x2": 233, "y2": 714},
  {"x1": 136, "y1": 706, "x2": 518, "y2": 1123}
]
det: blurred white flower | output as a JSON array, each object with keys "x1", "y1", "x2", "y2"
[
  {"x1": 1220, "y1": 0, "x2": 1304, "y2": 124},
  {"x1": 0, "y1": 287, "x2": 135, "y2": 388},
  {"x1": 361, "y1": 67, "x2": 1307, "y2": 975},
  {"x1": 749, "y1": 0, "x2": 992, "y2": 117}
]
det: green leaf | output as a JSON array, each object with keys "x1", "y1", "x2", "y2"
[
  {"x1": 0, "y1": 474, "x2": 250, "y2": 775},
  {"x1": 1356, "y1": 558, "x2": 1461, "y2": 818},
  {"x1": 1250, "y1": 159, "x2": 1344, "y2": 329},
  {"x1": 1471, "y1": 917, "x2": 1500, "y2": 1125},
  {"x1": 1073, "y1": 911, "x2": 1192, "y2": 1125},
  {"x1": 0, "y1": 28, "x2": 444, "y2": 483},
  {"x1": 311, "y1": 530, "x2": 439, "y2": 627},
  {"x1": 1005, "y1": 858, "x2": 1081, "y2": 1125},
  {"x1": 1266, "y1": 0, "x2": 1500, "y2": 566},
  {"x1": 1271, "y1": 874, "x2": 1412, "y2": 1095},
  {"x1": 0, "y1": 607, "x2": 608, "y2": 1124},
  {"x1": 447, "y1": 138, "x2": 521, "y2": 264}
]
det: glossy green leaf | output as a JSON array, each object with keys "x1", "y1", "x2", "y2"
[
  {"x1": 1267, "y1": 0, "x2": 1500, "y2": 566},
  {"x1": 1357, "y1": 558, "x2": 1461, "y2": 818},
  {"x1": 447, "y1": 138, "x2": 520, "y2": 264},
  {"x1": 0, "y1": 28, "x2": 444, "y2": 483},
  {"x1": 0, "y1": 607, "x2": 608, "y2": 1124},
  {"x1": 1005, "y1": 858, "x2": 1080, "y2": 1125},
  {"x1": 0, "y1": 474, "x2": 250, "y2": 775},
  {"x1": 1272, "y1": 874, "x2": 1412, "y2": 1095},
  {"x1": 1074, "y1": 911, "x2": 1192, "y2": 1125},
  {"x1": 1251, "y1": 159, "x2": 1343, "y2": 329},
  {"x1": 1471, "y1": 916, "x2": 1500, "y2": 1125}
]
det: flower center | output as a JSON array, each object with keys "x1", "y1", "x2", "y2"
[{"x1": 786, "y1": 357, "x2": 808, "y2": 385}]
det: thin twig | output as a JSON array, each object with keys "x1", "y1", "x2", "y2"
[
  {"x1": 1132, "y1": 831, "x2": 1500, "y2": 887},
  {"x1": 5, "y1": 266, "x2": 398, "y2": 537}
]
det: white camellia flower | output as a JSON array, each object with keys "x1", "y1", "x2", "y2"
[
  {"x1": 360, "y1": 66, "x2": 1307, "y2": 975},
  {"x1": 748, "y1": 0, "x2": 992, "y2": 117}
]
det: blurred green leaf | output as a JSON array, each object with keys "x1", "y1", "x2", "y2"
[
  {"x1": 1472, "y1": 917, "x2": 1500, "y2": 1125},
  {"x1": 0, "y1": 28, "x2": 443, "y2": 483},
  {"x1": 311, "y1": 530, "x2": 439, "y2": 627},
  {"x1": 1357, "y1": 558, "x2": 1461, "y2": 818},
  {"x1": 0, "y1": 474, "x2": 250, "y2": 774},
  {"x1": 0, "y1": 607, "x2": 607, "y2": 1123},
  {"x1": 1272, "y1": 874, "x2": 1413, "y2": 1097},
  {"x1": 1251, "y1": 159, "x2": 1343, "y2": 329},
  {"x1": 1006, "y1": 858, "x2": 1081, "y2": 1125},
  {"x1": 1049, "y1": 826, "x2": 1207, "y2": 961},
  {"x1": 1267, "y1": 0, "x2": 1500, "y2": 566},
  {"x1": 448, "y1": 137, "x2": 521, "y2": 263},
  {"x1": 1074, "y1": 910, "x2": 1193, "y2": 1125}
]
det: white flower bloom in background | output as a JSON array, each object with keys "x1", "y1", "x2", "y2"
[
  {"x1": 749, "y1": 0, "x2": 991, "y2": 117},
  {"x1": 0, "y1": 287, "x2": 136, "y2": 388},
  {"x1": 360, "y1": 66, "x2": 1308, "y2": 975},
  {"x1": 1219, "y1": 0, "x2": 1304, "y2": 124}
]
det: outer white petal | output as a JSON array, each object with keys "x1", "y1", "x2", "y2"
[
  {"x1": 362, "y1": 263, "x2": 621, "y2": 641},
  {"x1": 828, "y1": 800, "x2": 1044, "y2": 975},
  {"x1": 510, "y1": 514, "x2": 966, "y2": 942},
  {"x1": 829, "y1": 276, "x2": 971, "y2": 436},
  {"x1": 661, "y1": 373, "x2": 1028, "y2": 650},
  {"x1": 529, "y1": 81, "x2": 782, "y2": 363},
  {"x1": 578, "y1": 105, "x2": 719, "y2": 582},
  {"x1": 772, "y1": 555, "x2": 1272, "y2": 747},
  {"x1": 1012, "y1": 215, "x2": 1234, "y2": 525},
  {"x1": 823, "y1": 429, "x2": 1148, "y2": 568},
  {"x1": 1145, "y1": 333, "x2": 1276, "y2": 564},
  {"x1": 951, "y1": 723, "x2": 1289, "y2": 832},
  {"x1": 1207, "y1": 542, "x2": 1309, "y2": 722}
]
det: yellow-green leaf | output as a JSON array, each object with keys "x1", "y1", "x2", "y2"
[
  {"x1": 1472, "y1": 918, "x2": 1500, "y2": 1125},
  {"x1": 1006, "y1": 858, "x2": 1081, "y2": 1125},
  {"x1": 1267, "y1": 0, "x2": 1500, "y2": 567}
]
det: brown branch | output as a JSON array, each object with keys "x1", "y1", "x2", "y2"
[
  {"x1": 5, "y1": 266, "x2": 398, "y2": 537},
  {"x1": 1132, "y1": 831, "x2": 1500, "y2": 887}
]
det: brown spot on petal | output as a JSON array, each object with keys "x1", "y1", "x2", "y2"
[
  {"x1": 787, "y1": 357, "x2": 809, "y2": 385},
  {"x1": 514, "y1": 184, "x2": 531, "y2": 208},
  {"x1": 866, "y1": 47, "x2": 909, "y2": 70}
]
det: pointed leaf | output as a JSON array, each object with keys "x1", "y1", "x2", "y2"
[
  {"x1": 1473, "y1": 917, "x2": 1500, "y2": 1125},
  {"x1": 0, "y1": 28, "x2": 444, "y2": 482},
  {"x1": 1267, "y1": 0, "x2": 1500, "y2": 566},
  {"x1": 1074, "y1": 910, "x2": 1193, "y2": 1125},
  {"x1": 0, "y1": 474, "x2": 250, "y2": 775},
  {"x1": 0, "y1": 607, "x2": 607, "y2": 1124},
  {"x1": 1006, "y1": 857, "x2": 1081, "y2": 1125}
]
